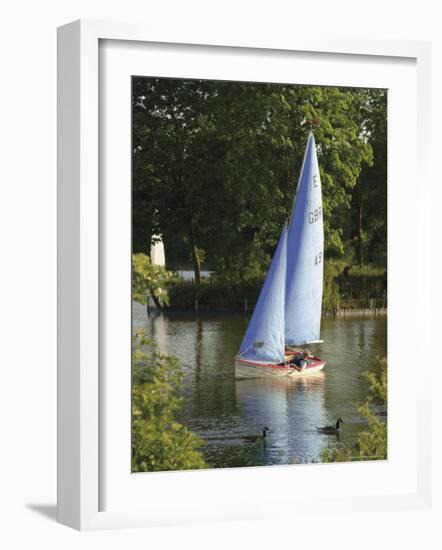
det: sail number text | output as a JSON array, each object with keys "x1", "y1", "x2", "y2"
[
  {"x1": 314, "y1": 251, "x2": 323, "y2": 265},
  {"x1": 308, "y1": 206, "x2": 322, "y2": 224}
]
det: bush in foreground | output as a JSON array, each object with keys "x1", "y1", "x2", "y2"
[{"x1": 132, "y1": 330, "x2": 208, "y2": 472}]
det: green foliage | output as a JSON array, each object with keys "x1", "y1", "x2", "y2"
[
  {"x1": 337, "y1": 269, "x2": 387, "y2": 302},
  {"x1": 132, "y1": 330, "x2": 208, "y2": 472},
  {"x1": 364, "y1": 357, "x2": 387, "y2": 403},
  {"x1": 323, "y1": 260, "x2": 345, "y2": 311},
  {"x1": 346, "y1": 264, "x2": 386, "y2": 277},
  {"x1": 167, "y1": 268, "x2": 386, "y2": 312},
  {"x1": 321, "y1": 357, "x2": 387, "y2": 462},
  {"x1": 132, "y1": 79, "x2": 381, "y2": 282},
  {"x1": 132, "y1": 253, "x2": 174, "y2": 306},
  {"x1": 168, "y1": 278, "x2": 260, "y2": 310},
  {"x1": 212, "y1": 241, "x2": 270, "y2": 287},
  {"x1": 349, "y1": 89, "x2": 387, "y2": 267}
]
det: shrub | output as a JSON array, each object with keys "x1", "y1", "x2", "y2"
[
  {"x1": 323, "y1": 260, "x2": 345, "y2": 312},
  {"x1": 132, "y1": 253, "x2": 174, "y2": 306},
  {"x1": 168, "y1": 278, "x2": 261, "y2": 311},
  {"x1": 132, "y1": 330, "x2": 208, "y2": 472}
]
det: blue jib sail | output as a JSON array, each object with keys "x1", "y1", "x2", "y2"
[
  {"x1": 238, "y1": 226, "x2": 288, "y2": 364},
  {"x1": 285, "y1": 133, "x2": 324, "y2": 346}
]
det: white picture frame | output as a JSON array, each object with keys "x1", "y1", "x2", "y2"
[{"x1": 57, "y1": 19, "x2": 432, "y2": 531}]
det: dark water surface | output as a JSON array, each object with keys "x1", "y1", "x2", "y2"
[{"x1": 133, "y1": 303, "x2": 387, "y2": 467}]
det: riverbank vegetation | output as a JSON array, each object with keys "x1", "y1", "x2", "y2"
[
  {"x1": 132, "y1": 253, "x2": 174, "y2": 308},
  {"x1": 132, "y1": 330, "x2": 208, "y2": 472},
  {"x1": 168, "y1": 264, "x2": 386, "y2": 313},
  {"x1": 133, "y1": 79, "x2": 387, "y2": 302},
  {"x1": 321, "y1": 357, "x2": 387, "y2": 462},
  {"x1": 132, "y1": 252, "x2": 386, "y2": 313}
]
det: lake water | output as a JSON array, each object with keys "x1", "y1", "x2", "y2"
[{"x1": 133, "y1": 303, "x2": 387, "y2": 467}]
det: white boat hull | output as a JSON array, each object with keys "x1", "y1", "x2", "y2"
[{"x1": 235, "y1": 357, "x2": 326, "y2": 379}]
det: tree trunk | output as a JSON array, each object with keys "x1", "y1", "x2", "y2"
[
  {"x1": 151, "y1": 294, "x2": 163, "y2": 310},
  {"x1": 191, "y1": 242, "x2": 202, "y2": 286}
]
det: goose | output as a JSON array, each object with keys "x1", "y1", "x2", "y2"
[
  {"x1": 316, "y1": 418, "x2": 344, "y2": 435},
  {"x1": 243, "y1": 427, "x2": 270, "y2": 443}
]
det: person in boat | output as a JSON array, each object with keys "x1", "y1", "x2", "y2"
[{"x1": 290, "y1": 349, "x2": 311, "y2": 370}]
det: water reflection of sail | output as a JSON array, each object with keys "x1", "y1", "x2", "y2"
[
  {"x1": 237, "y1": 378, "x2": 289, "y2": 464},
  {"x1": 285, "y1": 377, "x2": 326, "y2": 462},
  {"x1": 236, "y1": 375, "x2": 327, "y2": 464}
]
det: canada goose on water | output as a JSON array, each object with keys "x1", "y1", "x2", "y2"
[
  {"x1": 243, "y1": 427, "x2": 270, "y2": 443},
  {"x1": 316, "y1": 418, "x2": 344, "y2": 435}
]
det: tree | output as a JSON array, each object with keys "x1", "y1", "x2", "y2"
[
  {"x1": 349, "y1": 89, "x2": 387, "y2": 267},
  {"x1": 132, "y1": 79, "x2": 221, "y2": 283},
  {"x1": 132, "y1": 330, "x2": 208, "y2": 472},
  {"x1": 132, "y1": 253, "x2": 173, "y2": 308},
  {"x1": 132, "y1": 79, "x2": 373, "y2": 283}
]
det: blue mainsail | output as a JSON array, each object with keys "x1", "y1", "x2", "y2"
[
  {"x1": 238, "y1": 226, "x2": 288, "y2": 364},
  {"x1": 285, "y1": 132, "x2": 324, "y2": 345}
]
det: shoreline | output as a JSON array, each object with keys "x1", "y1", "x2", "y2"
[
  {"x1": 142, "y1": 305, "x2": 388, "y2": 317},
  {"x1": 324, "y1": 308, "x2": 387, "y2": 317}
]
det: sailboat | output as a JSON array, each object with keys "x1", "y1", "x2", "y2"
[{"x1": 236, "y1": 132, "x2": 326, "y2": 378}]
